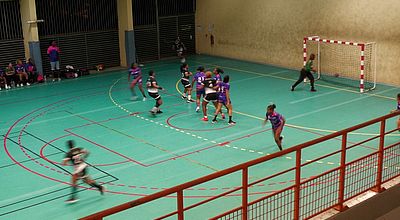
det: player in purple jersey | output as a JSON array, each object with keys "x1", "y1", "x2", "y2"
[
  {"x1": 212, "y1": 75, "x2": 235, "y2": 125},
  {"x1": 192, "y1": 66, "x2": 206, "y2": 112},
  {"x1": 391, "y1": 93, "x2": 400, "y2": 132},
  {"x1": 128, "y1": 63, "x2": 147, "y2": 101},
  {"x1": 263, "y1": 104, "x2": 286, "y2": 151},
  {"x1": 213, "y1": 67, "x2": 224, "y2": 83},
  {"x1": 62, "y1": 140, "x2": 105, "y2": 204},
  {"x1": 180, "y1": 63, "x2": 194, "y2": 102},
  {"x1": 213, "y1": 67, "x2": 226, "y2": 119}
]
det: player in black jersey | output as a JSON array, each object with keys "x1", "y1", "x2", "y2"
[
  {"x1": 146, "y1": 70, "x2": 164, "y2": 114},
  {"x1": 201, "y1": 71, "x2": 219, "y2": 121},
  {"x1": 62, "y1": 140, "x2": 105, "y2": 204},
  {"x1": 180, "y1": 63, "x2": 194, "y2": 103}
]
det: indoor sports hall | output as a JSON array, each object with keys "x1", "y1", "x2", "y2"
[{"x1": 1, "y1": 1, "x2": 400, "y2": 220}]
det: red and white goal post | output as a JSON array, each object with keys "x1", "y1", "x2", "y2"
[{"x1": 303, "y1": 36, "x2": 377, "y2": 93}]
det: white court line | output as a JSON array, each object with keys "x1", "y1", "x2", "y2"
[
  {"x1": 290, "y1": 90, "x2": 341, "y2": 104},
  {"x1": 287, "y1": 87, "x2": 397, "y2": 121}
]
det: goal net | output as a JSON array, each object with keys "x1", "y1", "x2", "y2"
[{"x1": 304, "y1": 36, "x2": 377, "y2": 93}]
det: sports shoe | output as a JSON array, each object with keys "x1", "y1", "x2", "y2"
[
  {"x1": 58, "y1": 78, "x2": 61, "y2": 81},
  {"x1": 228, "y1": 120, "x2": 236, "y2": 125},
  {"x1": 201, "y1": 117, "x2": 208, "y2": 121},
  {"x1": 142, "y1": 97, "x2": 147, "y2": 101},
  {"x1": 156, "y1": 110, "x2": 163, "y2": 114},
  {"x1": 100, "y1": 186, "x2": 106, "y2": 195},
  {"x1": 187, "y1": 99, "x2": 195, "y2": 103},
  {"x1": 221, "y1": 113, "x2": 226, "y2": 120},
  {"x1": 195, "y1": 106, "x2": 200, "y2": 112},
  {"x1": 311, "y1": 88, "x2": 317, "y2": 92},
  {"x1": 291, "y1": 86, "x2": 294, "y2": 91},
  {"x1": 65, "y1": 198, "x2": 79, "y2": 204},
  {"x1": 26, "y1": 83, "x2": 30, "y2": 86},
  {"x1": 181, "y1": 95, "x2": 187, "y2": 100},
  {"x1": 212, "y1": 119, "x2": 217, "y2": 124}
]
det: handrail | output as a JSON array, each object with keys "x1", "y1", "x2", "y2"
[{"x1": 80, "y1": 111, "x2": 400, "y2": 220}]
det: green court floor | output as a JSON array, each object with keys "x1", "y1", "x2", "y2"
[{"x1": 1, "y1": 55, "x2": 399, "y2": 219}]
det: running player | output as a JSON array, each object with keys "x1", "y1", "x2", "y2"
[
  {"x1": 201, "y1": 71, "x2": 219, "y2": 121},
  {"x1": 128, "y1": 63, "x2": 147, "y2": 101},
  {"x1": 212, "y1": 75, "x2": 236, "y2": 125},
  {"x1": 180, "y1": 63, "x2": 194, "y2": 103},
  {"x1": 146, "y1": 70, "x2": 164, "y2": 114},
  {"x1": 263, "y1": 104, "x2": 286, "y2": 151},
  {"x1": 291, "y1": 54, "x2": 317, "y2": 92},
  {"x1": 62, "y1": 140, "x2": 105, "y2": 204},
  {"x1": 192, "y1": 66, "x2": 206, "y2": 112}
]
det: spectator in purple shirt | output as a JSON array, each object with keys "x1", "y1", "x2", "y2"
[
  {"x1": 25, "y1": 58, "x2": 38, "y2": 84},
  {"x1": 47, "y1": 40, "x2": 61, "y2": 81},
  {"x1": 15, "y1": 59, "x2": 29, "y2": 86},
  {"x1": 263, "y1": 104, "x2": 286, "y2": 151}
]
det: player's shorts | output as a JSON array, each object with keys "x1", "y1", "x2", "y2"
[
  {"x1": 218, "y1": 95, "x2": 231, "y2": 105},
  {"x1": 131, "y1": 76, "x2": 143, "y2": 85},
  {"x1": 181, "y1": 79, "x2": 191, "y2": 88},
  {"x1": 196, "y1": 88, "x2": 205, "y2": 97},
  {"x1": 148, "y1": 92, "x2": 161, "y2": 101},
  {"x1": 73, "y1": 164, "x2": 88, "y2": 178},
  {"x1": 203, "y1": 93, "x2": 218, "y2": 103}
]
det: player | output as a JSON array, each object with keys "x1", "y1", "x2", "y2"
[
  {"x1": 174, "y1": 36, "x2": 186, "y2": 63},
  {"x1": 390, "y1": 93, "x2": 400, "y2": 132},
  {"x1": 128, "y1": 63, "x2": 147, "y2": 101},
  {"x1": 201, "y1": 71, "x2": 219, "y2": 121},
  {"x1": 192, "y1": 66, "x2": 206, "y2": 112},
  {"x1": 213, "y1": 67, "x2": 224, "y2": 83},
  {"x1": 62, "y1": 140, "x2": 105, "y2": 204},
  {"x1": 291, "y1": 53, "x2": 317, "y2": 92},
  {"x1": 212, "y1": 75, "x2": 236, "y2": 125},
  {"x1": 146, "y1": 70, "x2": 164, "y2": 114},
  {"x1": 180, "y1": 63, "x2": 194, "y2": 103},
  {"x1": 263, "y1": 104, "x2": 286, "y2": 151}
]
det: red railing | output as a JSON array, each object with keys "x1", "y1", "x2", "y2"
[{"x1": 80, "y1": 111, "x2": 400, "y2": 220}]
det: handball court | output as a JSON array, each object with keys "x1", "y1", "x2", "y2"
[{"x1": 1, "y1": 55, "x2": 399, "y2": 219}]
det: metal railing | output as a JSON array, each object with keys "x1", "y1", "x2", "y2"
[{"x1": 80, "y1": 111, "x2": 400, "y2": 220}]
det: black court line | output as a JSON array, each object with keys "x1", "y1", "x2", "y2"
[
  {"x1": 22, "y1": 130, "x2": 119, "y2": 181},
  {"x1": 0, "y1": 151, "x2": 64, "y2": 169},
  {"x1": 5, "y1": 137, "x2": 71, "y2": 174},
  {"x1": 0, "y1": 178, "x2": 117, "y2": 217}
]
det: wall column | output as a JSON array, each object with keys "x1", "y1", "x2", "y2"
[
  {"x1": 117, "y1": 0, "x2": 135, "y2": 67},
  {"x1": 20, "y1": 0, "x2": 43, "y2": 75}
]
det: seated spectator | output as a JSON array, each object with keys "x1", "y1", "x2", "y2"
[
  {"x1": 0, "y1": 68, "x2": 5, "y2": 90},
  {"x1": 25, "y1": 58, "x2": 38, "y2": 83},
  {"x1": 5, "y1": 63, "x2": 16, "y2": 89},
  {"x1": 15, "y1": 59, "x2": 29, "y2": 86}
]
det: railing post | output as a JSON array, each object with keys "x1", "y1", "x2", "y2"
[
  {"x1": 177, "y1": 190, "x2": 184, "y2": 220},
  {"x1": 335, "y1": 133, "x2": 349, "y2": 212},
  {"x1": 294, "y1": 149, "x2": 301, "y2": 220},
  {"x1": 242, "y1": 167, "x2": 248, "y2": 220},
  {"x1": 373, "y1": 119, "x2": 386, "y2": 193}
]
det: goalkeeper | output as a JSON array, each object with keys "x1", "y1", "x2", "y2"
[{"x1": 291, "y1": 54, "x2": 317, "y2": 92}]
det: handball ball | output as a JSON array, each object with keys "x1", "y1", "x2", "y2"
[{"x1": 334, "y1": 73, "x2": 339, "y2": 77}]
